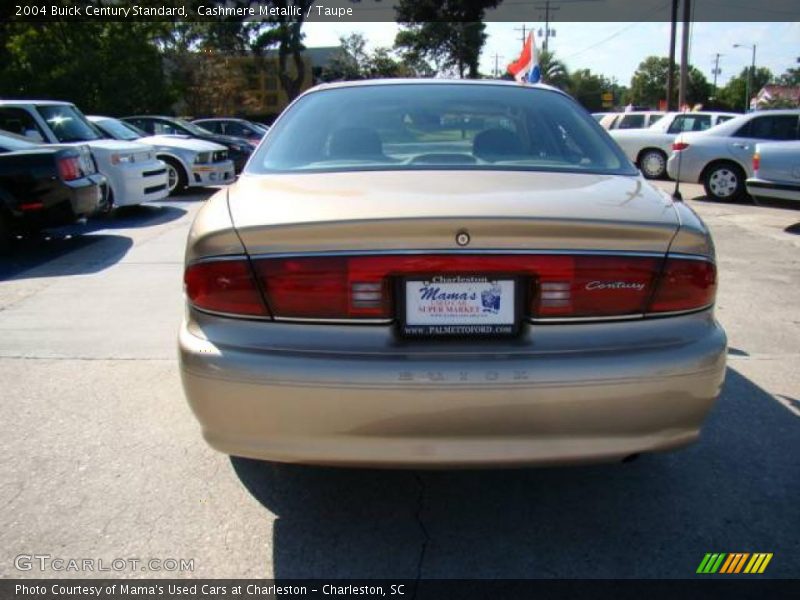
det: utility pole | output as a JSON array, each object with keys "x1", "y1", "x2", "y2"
[
  {"x1": 666, "y1": 0, "x2": 679, "y2": 110},
  {"x1": 678, "y1": 0, "x2": 691, "y2": 110},
  {"x1": 513, "y1": 24, "x2": 528, "y2": 46},
  {"x1": 711, "y1": 53, "x2": 723, "y2": 100},
  {"x1": 534, "y1": 1, "x2": 560, "y2": 52},
  {"x1": 733, "y1": 43, "x2": 757, "y2": 112},
  {"x1": 492, "y1": 53, "x2": 504, "y2": 78}
]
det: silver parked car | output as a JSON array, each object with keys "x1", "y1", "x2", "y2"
[
  {"x1": 746, "y1": 141, "x2": 800, "y2": 204},
  {"x1": 610, "y1": 111, "x2": 737, "y2": 179},
  {"x1": 89, "y1": 116, "x2": 235, "y2": 195},
  {"x1": 667, "y1": 109, "x2": 800, "y2": 202},
  {"x1": 598, "y1": 111, "x2": 665, "y2": 131},
  {"x1": 179, "y1": 80, "x2": 726, "y2": 468}
]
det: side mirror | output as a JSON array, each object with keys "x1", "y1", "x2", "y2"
[{"x1": 23, "y1": 129, "x2": 44, "y2": 143}]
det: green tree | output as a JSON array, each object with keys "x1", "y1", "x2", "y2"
[
  {"x1": 394, "y1": 1, "x2": 500, "y2": 78},
  {"x1": 777, "y1": 67, "x2": 800, "y2": 86},
  {"x1": 537, "y1": 50, "x2": 569, "y2": 89},
  {"x1": 567, "y1": 69, "x2": 610, "y2": 111},
  {"x1": 717, "y1": 66, "x2": 774, "y2": 111},
  {"x1": 320, "y1": 34, "x2": 416, "y2": 82},
  {"x1": 0, "y1": 22, "x2": 174, "y2": 115},
  {"x1": 629, "y1": 56, "x2": 710, "y2": 108}
]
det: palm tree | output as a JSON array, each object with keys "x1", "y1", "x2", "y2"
[{"x1": 538, "y1": 50, "x2": 569, "y2": 89}]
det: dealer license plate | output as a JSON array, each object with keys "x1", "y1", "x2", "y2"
[{"x1": 402, "y1": 275, "x2": 518, "y2": 337}]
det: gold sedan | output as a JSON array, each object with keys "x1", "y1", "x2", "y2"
[{"x1": 179, "y1": 80, "x2": 726, "y2": 467}]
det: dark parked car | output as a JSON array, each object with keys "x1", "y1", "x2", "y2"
[
  {"x1": 191, "y1": 118, "x2": 268, "y2": 146},
  {"x1": 0, "y1": 132, "x2": 107, "y2": 250},
  {"x1": 121, "y1": 116, "x2": 252, "y2": 173}
]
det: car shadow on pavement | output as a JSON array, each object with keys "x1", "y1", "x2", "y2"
[
  {"x1": 231, "y1": 367, "x2": 798, "y2": 579},
  {"x1": 170, "y1": 186, "x2": 222, "y2": 202},
  {"x1": 90, "y1": 204, "x2": 187, "y2": 230},
  {"x1": 0, "y1": 232, "x2": 133, "y2": 280}
]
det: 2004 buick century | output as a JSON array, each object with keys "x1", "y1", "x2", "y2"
[{"x1": 179, "y1": 80, "x2": 726, "y2": 467}]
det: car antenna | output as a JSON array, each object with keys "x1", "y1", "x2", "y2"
[{"x1": 672, "y1": 134, "x2": 684, "y2": 202}]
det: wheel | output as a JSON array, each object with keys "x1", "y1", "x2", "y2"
[
  {"x1": 703, "y1": 161, "x2": 746, "y2": 202},
  {"x1": 637, "y1": 149, "x2": 667, "y2": 179},
  {"x1": 161, "y1": 157, "x2": 187, "y2": 196}
]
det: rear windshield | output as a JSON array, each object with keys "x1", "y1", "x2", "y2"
[
  {"x1": 247, "y1": 84, "x2": 635, "y2": 176},
  {"x1": 36, "y1": 105, "x2": 102, "y2": 143}
]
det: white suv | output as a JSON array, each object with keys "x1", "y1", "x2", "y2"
[{"x1": 0, "y1": 101, "x2": 169, "y2": 208}]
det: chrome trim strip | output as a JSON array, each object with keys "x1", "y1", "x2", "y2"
[
  {"x1": 644, "y1": 304, "x2": 715, "y2": 318},
  {"x1": 248, "y1": 249, "x2": 676, "y2": 259},
  {"x1": 528, "y1": 313, "x2": 644, "y2": 324},
  {"x1": 666, "y1": 252, "x2": 716, "y2": 263},
  {"x1": 190, "y1": 304, "x2": 273, "y2": 321},
  {"x1": 186, "y1": 254, "x2": 249, "y2": 267},
  {"x1": 528, "y1": 304, "x2": 714, "y2": 324},
  {"x1": 191, "y1": 249, "x2": 715, "y2": 264},
  {"x1": 273, "y1": 316, "x2": 394, "y2": 325}
]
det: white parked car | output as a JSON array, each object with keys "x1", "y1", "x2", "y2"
[
  {"x1": 598, "y1": 111, "x2": 665, "y2": 131},
  {"x1": 610, "y1": 111, "x2": 738, "y2": 179},
  {"x1": 0, "y1": 101, "x2": 168, "y2": 208},
  {"x1": 746, "y1": 141, "x2": 800, "y2": 203},
  {"x1": 89, "y1": 116, "x2": 235, "y2": 195},
  {"x1": 667, "y1": 109, "x2": 800, "y2": 202}
]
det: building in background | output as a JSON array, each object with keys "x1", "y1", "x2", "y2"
[{"x1": 173, "y1": 47, "x2": 338, "y2": 121}]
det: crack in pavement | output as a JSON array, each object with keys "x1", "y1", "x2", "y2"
[{"x1": 412, "y1": 473, "x2": 430, "y2": 599}]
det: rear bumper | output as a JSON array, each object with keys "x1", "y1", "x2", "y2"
[
  {"x1": 68, "y1": 173, "x2": 107, "y2": 217},
  {"x1": 746, "y1": 178, "x2": 800, "y2": 202},
  {"x1": 17, "y1": 174, "x2": 106, "y2": 228},
  {"x1": 179, "y1": 310, "x2": 727, "y2": 467},
  {"x1": 666, "y1": 154, "x2": 704, "y2": 183}
]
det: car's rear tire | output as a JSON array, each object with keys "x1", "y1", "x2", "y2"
[
  {"x1": 637, "y1": 149, "x2": 667, "y2": 179},
  {"x1": 703, "y1": 161, "x2": 746, "y2": 202},
  {"x1": 162, "y1": 157, "x2": 187, "y2": 196}
]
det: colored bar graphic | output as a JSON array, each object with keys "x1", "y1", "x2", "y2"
[
  {"x1": 696, "y1": 553, "x2": 713, "y2": 574},
  {"x1": 710, "y1": 553, "x2": 726, "y2": 573},
  {"x1": 758, "y1": 553, "x2": 773, "y2": 573},
  {"x1": 700, "y1": 552, "x2": 773, "y2": 574},
  {"x1": 733, "y1": 553, "x2": 749, "y2": 573}
]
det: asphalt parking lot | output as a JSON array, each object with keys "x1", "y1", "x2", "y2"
[{"x1": 0, "y1": 182, "x2": 798, "y2": 580}]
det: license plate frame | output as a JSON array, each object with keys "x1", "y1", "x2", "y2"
[{"x1": 398, "y1": 274, "x2": 523, "y2": 338}]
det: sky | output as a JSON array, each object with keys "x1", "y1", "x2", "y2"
[{"x1": 302, "y1": 21, "x2": 800, "y2": 87}]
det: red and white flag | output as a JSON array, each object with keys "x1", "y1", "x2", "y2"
[{"x1": 506, "y1": 32, "x2": 541, "y2": 84}]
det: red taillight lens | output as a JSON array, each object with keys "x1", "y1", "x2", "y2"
[
  {"x1": 534, "y1": 256, "x2": 660, "y2": 318},
  {"x1": 752, "y1": 152, "x2": 760, "y2": 173},
  {"x1": 57, "y1": 156, "x2": 81, "y2": 181},
  {"x1": 251, "y1": 255, "x2": 662, "y2": 320},
  {"x1": 672, "y1": 141, "x2": 689, "y2": 151},
  {"x1": 187, "y1": 254, "x2": 716, "y2": 321},
  {"x1": 253, "y1": 256, "x2": 392, "y2": 319},
  {"x1": 647, "y1": 257, "x2": 716, "y2": 314},
  {"x1": 184, "y1": 259, "x2": 269, "y2": 317}
]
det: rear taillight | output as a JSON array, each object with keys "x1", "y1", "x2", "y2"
[
  {"x1": 184, "y1": 258, "x2": 269, "y2": 317},
  {"x1": 57, "y1": 156, "x2": 81, "y2": 181},
  {"x1": 672, "y1": 141, "x2": 689, "y2": 152},
  {"x1": 185, "y1": 254, "x2": 716, "y2": 321},
  {"x1": 752, "y1": 152, "x2": 760, "y2": 173},
  {"x1": 252, "y1": 255, "x2": 663, "y2": 321},
  {"x1": 647, "y1": 257, "x2": 716, "y2": 314},
  {"x1": 253, "y1": 256, "x2": 392, "y2": 319}
]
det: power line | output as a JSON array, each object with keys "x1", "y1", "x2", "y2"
[{"x1": 561, "y1": 1, "x2": 670, "y2": 61}]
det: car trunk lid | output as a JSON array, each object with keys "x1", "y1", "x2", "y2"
[{"x1": 228, "y1": 170, "x2": 679, "y2": 255}]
